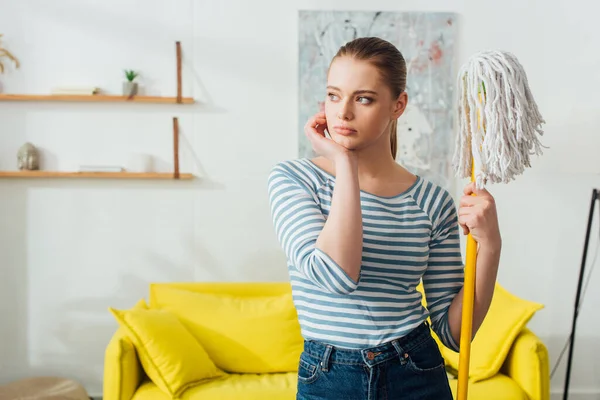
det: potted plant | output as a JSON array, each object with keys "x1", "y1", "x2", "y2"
[
  {"x1": 123, "y1": 69, "x2": 139, "y2": 96},
  {"x1": 0, "y1": 34, "x2": 20, "y2": 92}
]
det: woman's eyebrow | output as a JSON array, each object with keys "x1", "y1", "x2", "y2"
[{"x1": 326, "y1": 86, "x2": 378, "y2": 96}]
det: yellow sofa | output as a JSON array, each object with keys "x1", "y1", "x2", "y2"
[{"x1": 103, "y1": 282, "x2": 549, "y2": 400}]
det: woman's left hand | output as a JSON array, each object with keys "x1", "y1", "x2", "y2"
[{"x1": 458, "y1": 182, "x2": 502, "y2": 250}]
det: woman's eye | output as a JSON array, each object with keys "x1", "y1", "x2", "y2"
[
  {"x1": 357, "y1": 96, "x2": 372, "y2": 104},
  {"x1": 327, "y1": 93, "x2": 339, "y2": 101}
]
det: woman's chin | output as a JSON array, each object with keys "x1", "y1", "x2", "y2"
[{"x1": 331, "y1": 135, "x2": 360, "y2": 150}]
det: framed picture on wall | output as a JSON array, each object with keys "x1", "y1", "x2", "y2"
[{"x1": 298, "y1": 11, "x2": 459, "y2": 190}]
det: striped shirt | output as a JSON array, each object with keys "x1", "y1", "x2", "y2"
[{"x1": 267, "y1": 158, "x2": 464, "y2": 351}]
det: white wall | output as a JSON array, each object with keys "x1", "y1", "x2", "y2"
[{"x1": 0, "y1": 0, "x2": 598, "y2": 398}]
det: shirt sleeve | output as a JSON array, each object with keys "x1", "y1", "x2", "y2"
[
  {"x1": 267, "y1": 165, "x2": 359, "y2": 295},
  {"x1": 423, "y1": 191, "x2": 464, "y2": 351}
]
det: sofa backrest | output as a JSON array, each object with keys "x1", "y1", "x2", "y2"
[{"x1": 149, "y1": 282, "x2": 293, "y2": 303}]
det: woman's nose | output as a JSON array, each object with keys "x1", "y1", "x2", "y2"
[{"x1": 337, "y1": 102, "x2": 353, "y2": 120}]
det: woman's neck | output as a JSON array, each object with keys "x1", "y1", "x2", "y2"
[{"x1": 353, "y1": 136, "x2": 403, "y2": 181}]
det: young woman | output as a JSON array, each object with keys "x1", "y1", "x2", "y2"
[{"x1": 268, "y1": 37, "x2": 501, "y2": 400}]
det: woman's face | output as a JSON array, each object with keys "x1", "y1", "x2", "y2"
[{"x1": 324, "y1": 56, "x2": 407, "y2": 151}]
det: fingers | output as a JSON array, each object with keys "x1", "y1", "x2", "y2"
[
  {"x1": 458, "y1": 206, "x2": 472, "y2": 216},
  {"x1": 313, "y1": 113, "x2": 327, "y2": 128},
  {"x1": 305, "y1": 112, "x2": 327, "y2": 137},
  {"x1": 457, "y1": 216, "x2": 470, "y2": 235},
  {"x1": 311, "y1": 111, "x2": 326, "y2": 124},
  {"x1": 459, "y1": 206, "x2": 488, "y2": 229},
  {"x1": 460, "y1": 194, "x2": 492, "y2": 209},
  {"x1": 463, "y1": 182, "x2": 474, "y2": 195},
  {"x1": 305, "y1": 115, "x2": 326, "y2": 132},
  {"x1": 463, "y1": 182, "x2": 491, "y2": 197},
  {"x1": 458, "y1": 208, "x2": 476, "y2": 234},
  {"x1": 315, "y1": 122, "x2": 327, "y2": 136},
  {"x1": 460, "y1": 195, "x2": 477, "y2": 207}
]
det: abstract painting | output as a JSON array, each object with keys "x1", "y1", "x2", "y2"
[{"x1": 298, "y1": 11, "x2": 458, "y2": 190}]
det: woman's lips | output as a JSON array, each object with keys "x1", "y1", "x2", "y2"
[{"x1": 333, "y1": 126, "x2": 357, "y2": 136}]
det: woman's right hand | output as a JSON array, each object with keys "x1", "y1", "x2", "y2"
[{"x1": 304, "y1": 112, "x2": 352, "y2": 162}]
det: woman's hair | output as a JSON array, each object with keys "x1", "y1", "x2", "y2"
[{"x1": 331, "y1": 37, "x2": 407, "y2": 158}]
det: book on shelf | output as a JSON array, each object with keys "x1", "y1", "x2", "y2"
[
  {"x1": 51, "y1": 87, "x2": 101, "y2": 96},
  {"x1": 78, "y1": 165, "x2": 124, "y2": 172}
]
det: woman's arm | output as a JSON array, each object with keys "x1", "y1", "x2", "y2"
[
  {"x1": 422, "y1": 183, "x2": 501, "y2": 351},
  {"x1": 267, "y1": 156, "x2": 362, "y2": 293},
  {"x1": 422, "y1": 190, "x2": 464, "y2": 351},
  {"x1": 268, "y1": 163, "x2": 360, "y2": 294},
  {"x1": 315, "y1": 153, "x2": 362, "y2": 282},
  {"x1": 447, "y1": 182, "x2": 502, "y2": 345},
  {"x1": 447, "y1": 243, "x2": 501, "y2": 345},
  {"x1": 267, "y1": 112, "x2": 363, "y2": 293}
]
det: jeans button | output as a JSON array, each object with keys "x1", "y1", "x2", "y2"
[{"x1": 367, "y1": 351, "x2": 375, "y2": 360}]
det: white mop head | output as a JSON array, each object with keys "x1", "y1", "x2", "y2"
[{"x1": 452, "y1": 50, "x2": 546, "y2": 189}]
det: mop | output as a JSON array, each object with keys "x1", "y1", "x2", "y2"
[{"x1": 452, "y1": 50, "x2": 545, "y2": 400}]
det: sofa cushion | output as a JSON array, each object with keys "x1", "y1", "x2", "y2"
[
  {"x1": 133, "y1": 373, "x2": 297, "y2": 400},
  {"x1": 131, "y1": 372, "x2": 526, "y2": 400},
  {"x1": 448, "y1": 373, "x2": 528, "y2": 400},
  {"x1": 149, "y1": 286, "x2": 303, "y2": 374},
  {"x1": 109, "y1": 302, "x2": 224, "y2": 398},
  {"x1": 104, "y1": 299, "x2": 147, "y2": 400},
  {"x1": 440, "y1": 283, "x2": 543, "y2": 382}
]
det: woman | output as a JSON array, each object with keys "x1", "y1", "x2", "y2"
[{"x1": 267, "y1": 37, "x2": 501, "y2": 400}]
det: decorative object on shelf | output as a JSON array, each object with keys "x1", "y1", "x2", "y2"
[
  {"x1": 51, "y1": 86, "x2": 100, "y2": 96},
  {"x1": 0, "y1": 34, "x2": 19, "y2": 74},
  {"x1": 126, "y1": 153, "x2": 153, "y2": 173},
  {"x1": 123, "y1": 69, "x2": 139, "y2": 97},
  {"x1": 78, "y1": 165, "x2": 124, "y2": 172},
  {"x1": 17, "y1": 142, "x2": 39, "y2": 170}
]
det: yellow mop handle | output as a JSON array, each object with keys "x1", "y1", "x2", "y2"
[
  {"x1": 457, "y1": 162, "x2": 477, "y2": 400},
  {"x1": 457, "y1": 90, "x2": 483, "y2": 399}
]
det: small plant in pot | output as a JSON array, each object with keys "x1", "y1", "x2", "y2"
[{"x1": 123, "y1": 69, "x2": 139, "y2": 96}]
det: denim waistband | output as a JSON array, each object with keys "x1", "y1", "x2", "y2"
[{"x1": 302, "y1": 321, "x2": 433, "y2": 368}]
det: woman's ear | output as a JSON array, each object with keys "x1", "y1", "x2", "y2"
[{"x1": 392, "y1": 91, "x2": 408, "y2": 119}]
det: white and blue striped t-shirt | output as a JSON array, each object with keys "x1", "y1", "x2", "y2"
[{"x1": 267, "y1": 158, "x2": 464, "y2": 351}]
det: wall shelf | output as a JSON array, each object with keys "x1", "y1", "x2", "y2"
[
  {"x1": 1, "y1": 42, "x2": 192, "y2": 183},
  {"x1": 0, "y1": 94, "x2": 194, "y2": 104},
  {"x1": 0, "y1": 171, "x2": 194, "y2": 180}
]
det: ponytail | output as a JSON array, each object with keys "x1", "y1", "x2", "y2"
[{"x1": 389, "y1": 119, "x2": 398, "y2": 159}]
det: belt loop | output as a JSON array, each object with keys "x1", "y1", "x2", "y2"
[
  {"x1": 321, "y1": 345, "x2": 333, "y2": 372},
  {"x1": 391, "y1": 340, "x2": 408, "y2": 365}
]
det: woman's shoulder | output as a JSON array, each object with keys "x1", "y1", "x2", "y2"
[
  {"x1": 409, "y1": 177, "x2": 456, "y2": 217},
  {"x1": 269, "y1": 158, "x2": 329, "y2": 181},
  {"x1": 270, "y1": 157, "x2": 305, "y2": 171},
  {"x1": 268, "y1": 157, "x2": 330, "y2": 191}
]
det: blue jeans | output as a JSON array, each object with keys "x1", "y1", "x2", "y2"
[{"x1": 296, "y1": 321, "x2": 453, "y2": 400}]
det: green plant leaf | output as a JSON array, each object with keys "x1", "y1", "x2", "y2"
[{"x1": 124, "y1": 69, "x2": 138, "y2": 82}]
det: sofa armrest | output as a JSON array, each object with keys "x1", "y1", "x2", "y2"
[
  {"x1": 103, "y1": 327, "x2": 145, "y2": 400},
  {"x1": 501, "y1": 328, "x2": 550, "y2": 400}
]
